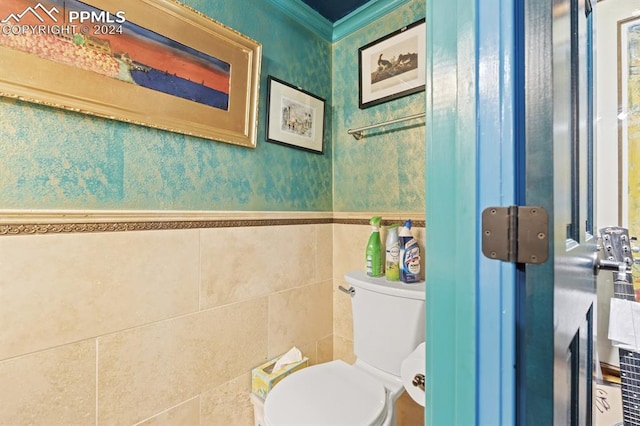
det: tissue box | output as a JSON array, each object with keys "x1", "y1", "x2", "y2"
[{"x1": 251, "y1": 354, "x2": 308, "y2": 398}]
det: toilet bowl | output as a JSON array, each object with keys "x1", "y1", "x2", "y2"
[
  {"x1": 263, "y1": 270, "x2": 425, "y2": 426},
  {"x1": 263, "y1": 359, "x2": 401, "y2": 426}
]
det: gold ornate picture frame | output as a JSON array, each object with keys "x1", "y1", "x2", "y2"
[{"x1": 0, "y1": 0, "x2": 262, "y2": 147}]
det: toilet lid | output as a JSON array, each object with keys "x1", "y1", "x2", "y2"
[{"x1": 263, "y1": 360, "x2": 388, "y2": 426}]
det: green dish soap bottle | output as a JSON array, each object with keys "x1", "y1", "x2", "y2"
[{"x1": 366, "y1": 216, "x2": 383, "y2": 277}]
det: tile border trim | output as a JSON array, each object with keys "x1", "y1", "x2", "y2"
[
  {"x1": 332, "y1": 218, "x2": 425, "y2": 227},
  {"x1": 0, "y1": 210, "x2": 424, "y2": 236}
]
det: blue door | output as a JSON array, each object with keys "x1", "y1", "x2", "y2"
[
  {"x1": 517, "y1": 0, "x2": 596, "y2": 424},
  {"x1": 425, "y1": 0, "x2": 595, "y2": 423}
]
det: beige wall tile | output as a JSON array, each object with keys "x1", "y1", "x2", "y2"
[
  {"x1": 292, "y1": 334, "x2": 333, "y2": 367},
  {"x1": 294, "y1": 340, "x2": 318, "y2": 365},
  {"x1": 316, "y1": 335, "x2": 334, "y2": 365},
  {"x1": 316, "y1": 224, "x2": 333, "y2": 282},
  {"x1": 200, "y1": 226, "x2": 317, "y2": 309},
  {"x1": 0, "y1": 219, "x2": 421, "y2": 424},
  {"x1": 136, "y1": 397, "x2": 200, "y2": 426},
  {"x1": 332, "y1": 224, "x2": 365, "y2": 364},
  {"x1": 333, "y1": 285, "x2": 353, "y2": 341},
  {"x1": 268, "y1": 281, "x2": 332, "y2": 358},
  {"x1": 333, "y1": 335, "x2": 355, "y2": 364},
  {"x1": 0, "y1": 340, "x2": 95, "y2": 426},
  {"x1": 97, "y1": 298, "x2": 268, "y2": 425},
  {"x1": 201, "y1": 373, "x2": 254, "y2": 426},
  {"x1": 0, "y1": 230, "x2": 200, "y2": 360},
  {"x1": 293, "y1": 337, "x2": 334, "y2": 367},
  {"x1": 333, "y1": 224, "x2": 370, "y2": 280}
]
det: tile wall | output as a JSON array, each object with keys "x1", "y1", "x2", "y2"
[
  {"x1": 0, "y1": 213, "x2": 424, "y2": 425},
  {"x1": 0, "y1": 220, "x2": 333, "y2": 425}
]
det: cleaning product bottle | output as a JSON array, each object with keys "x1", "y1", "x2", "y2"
[
  {"x1": 399, "y1": 219, "x2": 421, "y2": 283},
  {"x1": 365, "y1": 216, "x2": 383, "y2": 277},
  {"x1": 385, "y1": 224, "x2": 400, "y2": 281}
]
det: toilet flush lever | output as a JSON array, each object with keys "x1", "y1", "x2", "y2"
[
  {"x1": 338, "y1": 286, "x2": 355, "y2": 297},
  {"x1": 412, "y1": 374, "x2": 425, "y2": 391}
]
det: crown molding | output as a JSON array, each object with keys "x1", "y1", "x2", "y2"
[
  {"x1": 265, "y1": 0, "x2": 412, "y2": 42},
  {"x1": 333, "y1": 0, "x2": 412, "y2": 42},
  {"x1": 266, "y1": 0, "x2": 333, "y2": 40}
]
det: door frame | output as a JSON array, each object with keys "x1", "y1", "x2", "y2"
[{"x1": 425, "y1": 0, "x2": 516, "y2": 424}]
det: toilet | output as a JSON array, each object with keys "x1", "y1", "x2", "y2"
[{"x1": 263, "y1": 270, "x2": 425, "y2": 426}]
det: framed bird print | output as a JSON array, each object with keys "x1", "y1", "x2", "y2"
[{"x1": 358, "y1": 18, "x2": 425, "y2": 109}]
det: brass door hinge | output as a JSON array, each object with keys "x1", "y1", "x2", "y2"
[{"x1": 481, "y1": 206, "x2": 549, "y2": 264}]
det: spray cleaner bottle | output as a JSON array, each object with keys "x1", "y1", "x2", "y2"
[
  {"x1": 365, "y1": 216, "x2": 383, "y2": 277},
  {"x1": 385, "y1": 224, "x2": 400, "y2": 281},
  {"x1": 399, "y1": 219, "x2": 421, "y2": 283}
]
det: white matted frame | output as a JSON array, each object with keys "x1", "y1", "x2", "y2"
[
  {"x1": 358, "y1": 18, "x2": 426, "y2": 109},
  {"x1": 266, "y1": 76, "x2": 325, "y2": 154}
]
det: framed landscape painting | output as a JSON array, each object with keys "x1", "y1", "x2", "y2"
[{"x1": 0, "y1": 0, "x2": 262, "y2": 147}]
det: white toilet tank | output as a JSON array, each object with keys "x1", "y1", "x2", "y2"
[{"x1": 344, "y1": 270, "x2": 425, "y2": 377}]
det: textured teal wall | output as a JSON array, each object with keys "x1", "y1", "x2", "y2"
[
  {"x1": 332, "y1": 0, "x2": 425, "y2": 212},
  {"x1": 0, "y1": 0, "x2": 332, "y2": 211}
]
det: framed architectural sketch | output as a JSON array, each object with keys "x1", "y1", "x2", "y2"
[
  {"x1": 0, "y1": 0, "x2": 262, "y2": 147},
  {"x1": 266, "y1": 76, "x2": 325, "y2": 154},
  {"x1": 358, "y1": 18, "x2": 426, "y2": 109}
]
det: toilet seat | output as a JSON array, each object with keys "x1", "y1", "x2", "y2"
[{"x1": 263, "y1": 360, "x2": 388, "y2": 426}]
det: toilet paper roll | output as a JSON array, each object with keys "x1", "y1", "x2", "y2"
[{"x1": 401, "y1": 342, "x2": 425, "y2": 407}]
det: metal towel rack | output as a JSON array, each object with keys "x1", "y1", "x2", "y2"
[{"x1": 347, "y1": 112, "x2": 425, "y2": 140}]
